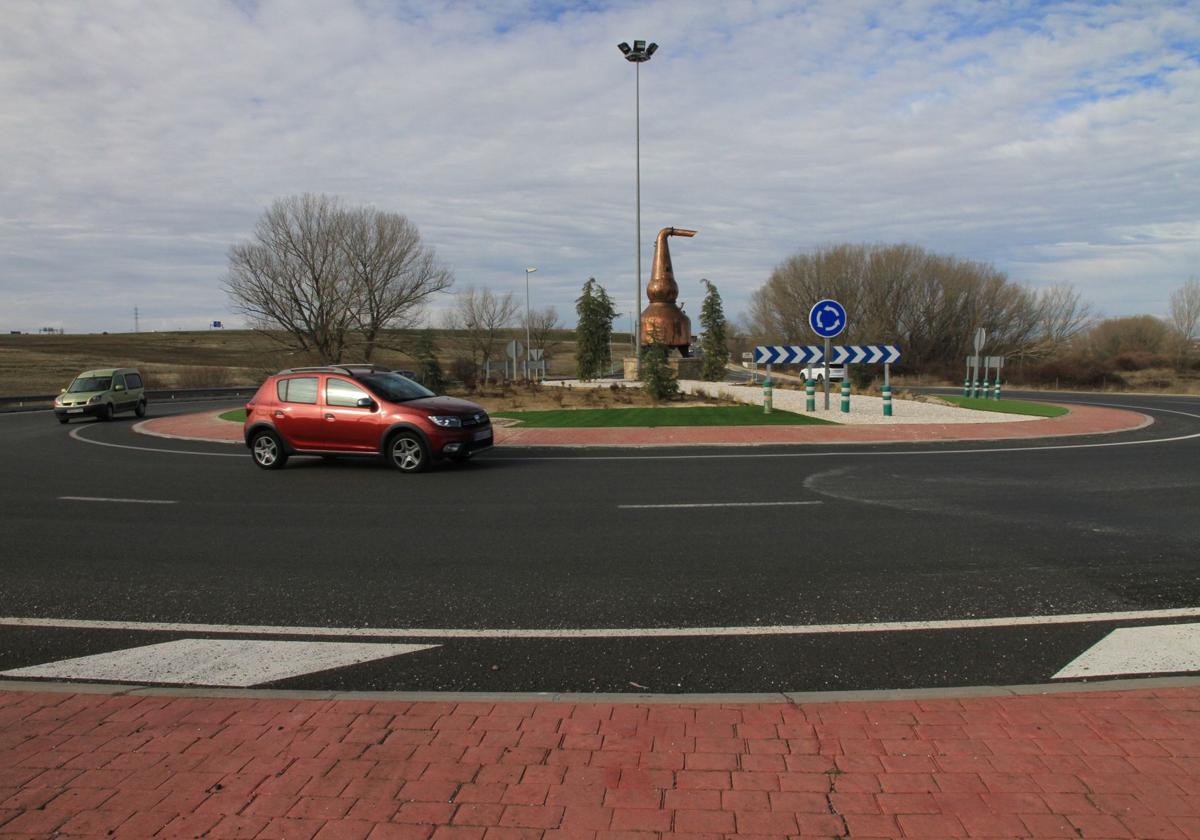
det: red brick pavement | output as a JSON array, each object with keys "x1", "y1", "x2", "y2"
[
  {"x1": 3, "y1": 685, "x2": 1200, "y2": 839},
  {"x1": 135, "y1": 403, "x2": 1149, "y2": 448}
]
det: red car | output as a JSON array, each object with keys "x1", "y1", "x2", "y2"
[{"x1": 243, "y1": 366, "x2": 493, "y2": 472}]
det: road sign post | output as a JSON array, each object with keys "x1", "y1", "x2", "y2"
[
  {"x1": 972, "y1": 328, "x2": 986, "y2": 398},
  {"x1": 809, "y1": 299, "x2": 847, "y2": 411},
  {"x1": 883, "y1": 362, "x2": 892, "y2": 416}
]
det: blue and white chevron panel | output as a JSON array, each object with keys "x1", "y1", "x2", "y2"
[
  {"x1": 829, "y1": 345, "x2": 902, "y2": 364},
  {"x1": 753, "y1": 345, "x2": 825, "y2": 364}
]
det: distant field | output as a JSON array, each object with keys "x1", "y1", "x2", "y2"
[
  {"x1": 492, "y1": 406, "x2": 836, "y2": 427},
  {"x1": 0, "y1": 329, "x2": 596, "y2": 395},
  {"x1": 938, "y1": 395, "x2": 1069, "y2": 417}
]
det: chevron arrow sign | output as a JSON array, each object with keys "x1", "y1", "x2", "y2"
[
  {"x1": 829, "y1": 345, "x2": 901, "y2": 364},
  {"x1": 753, "y1": 345, "x2": 825, "y2": 364}
]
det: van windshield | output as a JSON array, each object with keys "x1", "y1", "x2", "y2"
[
  {"x1": 68, "y1": 377, "x2": 112, "y2": 393},
  {"x1": 360, "y1": 373, "x2": 435, "y2": 402}
]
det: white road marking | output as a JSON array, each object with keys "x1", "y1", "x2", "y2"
[
  {"x1": 68, "y1": 425, "x2": 244, "y2": 456},
  {"x1": 60, "y1": 496, "x2": 177, "y2": 505},
  {"x1": 5, "y1": 608, "x2": 1200, "y2": 640},
  {"x1": 0, "y1": 639, "x2": 438, "y2": 687},
  {"x1": 619, "y1": 501, "x2": 823, "y2": 509},
  {"x1": 1055, "y1": 623, "x2": 1200, "y2": 679}
]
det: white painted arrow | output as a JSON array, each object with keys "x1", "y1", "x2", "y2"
[{"x1": 1054, "y1": 623, "x2": 1200, "y2": 679}]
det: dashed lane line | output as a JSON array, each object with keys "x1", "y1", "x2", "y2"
[
  {"x1": 5, "y1": 607, "x2": 1200, "y2": 640},
  {"x1": 60, "y1": 496, "x2": 178, "y2": 505},
  {"x1": 619, "y1": 501, "x2": 823, "y2": 509}
]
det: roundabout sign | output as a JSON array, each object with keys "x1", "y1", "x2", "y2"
[{"x1": 809, "y1": 299, "x2": 846, "y2": 339}]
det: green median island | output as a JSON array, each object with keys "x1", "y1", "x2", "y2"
[
  {"x1": 491, "y1": 405, "x2": 837, "y2": 428},
  {"x1": 219, "y1": 409, "x2": 247, "y2": 422},
  {"x1": 939, "y1": 395, "x2": 1068, "y2": 418}
]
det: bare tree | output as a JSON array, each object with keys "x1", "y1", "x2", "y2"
[
  {"x1": 340, "y1": 207, "x2": 453, "y2": 362},
  {"x1": 523, "y1": 305, "x2": 562, "y2": 363},
  {"x1": 226, "y1": 194, "x2": 355, "y2": 362},
  {"x1": 445, "y1": 287, "x2": 519, "y2": 384},
  {"x1": 1027, "y1": 284, "x2": 1093, "y2": 358},
  {"x1": 225, "y1": 194, "x2": 451, "y2": 363},
  {"x1": 1169, "y1": 277, "x2": 1200, "y2": 367}
]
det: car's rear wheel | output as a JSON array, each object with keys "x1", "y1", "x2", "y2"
[
  {"x1": 101, "y1": 402, "x2": 114, "y2": 421},
  {"x1": 135, "y1": 400, "x2": 146, "y2": 417},
  {"x1": 251, "y1": 430, "x2": 288, "y2": 470},
  {"x1": 388, "y1": 432, "x2": 428, "y2": 473}
]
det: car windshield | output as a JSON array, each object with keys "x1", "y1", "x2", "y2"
[
  {"x1": 68, "y1": 376, "x2": 111, "y2": 393},
  {"x1": 360, "y1": 373, "x2": 435, "y2": 402}
]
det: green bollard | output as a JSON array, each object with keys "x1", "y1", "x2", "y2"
[
  {"x1": 882, "y1": 384, "x2": 892, "y2": 417},
  {"x1": 763, "y1": 377, "x2": 773, "y2": 414},
  {"x1": 975, "y1": 379, "x2": 983, "y2": 399},
  {"x1": 805, "y1": 378, "x2": 816, "y2": 412},
  {"x1": 840, "y1": 379, "x2": 850, "y2": 413},
  {"x1": 994, "y1": 379, "x2": 1002, "y2": 400},
  {"x1": 963, "y1": 378, "x2": 970, "y2": 397}
]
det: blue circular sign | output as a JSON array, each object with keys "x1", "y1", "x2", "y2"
[{"x1": 808, "y1": 299, "x2": 847, "y2": 339}]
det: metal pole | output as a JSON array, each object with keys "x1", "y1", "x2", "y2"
[
  {"x1": 823, "y1": 338, "x2": 831, "y2": 410},
  {"x1": 634, "y1": 61, "x2": 642, "y2": 363},
  {"x1": 524, "y1": 268, "x2": 535, "y2": 382}
]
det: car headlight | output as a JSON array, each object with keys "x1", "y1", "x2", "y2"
[
  {"x1": 88, "y1": 394, "x2": 103, "y2": 404},
  {"x1": 428, "y1": 415, "x2": 462, "y2": 428}
]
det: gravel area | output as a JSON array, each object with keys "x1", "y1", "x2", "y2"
[{"x1": 545, "y1": 378, "x2": 1041, "y2": 425}]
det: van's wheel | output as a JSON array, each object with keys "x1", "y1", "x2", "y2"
[
  {"x1": 101, "y1": 402, "x2": 114, "y2": 421},
  {"x1": 57, "y1": 415, "x2": 69, "y2": 424},
  {"x1": 388, "y1": 432, "x2": 429, "y2": 473},
  {"x1": 251, "y1": 430, "x2": 288, "y2": 470},
  {"x1": 135, "y1": 400, "x2": 146, "y2": 417}
]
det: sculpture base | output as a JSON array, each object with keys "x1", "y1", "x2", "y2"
[{"x1": 623, "y1": 355, "x2": 702, "y2": 381}]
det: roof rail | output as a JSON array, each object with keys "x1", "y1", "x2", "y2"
[{"x1": 275, "y1": 364, "x2": 392, "y2": 376}]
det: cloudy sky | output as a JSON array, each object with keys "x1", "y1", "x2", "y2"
[{"x1": 1, "y1": 0, "x2": 1197, "y2": 334}]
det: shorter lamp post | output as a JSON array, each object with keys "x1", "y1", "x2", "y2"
[{"x1": 524, "y1": 267, "x2": 536, "y2": 380}]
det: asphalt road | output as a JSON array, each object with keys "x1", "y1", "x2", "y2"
[{"x1": 1, "y1": 390, "x2": 1198, "y2": 693}]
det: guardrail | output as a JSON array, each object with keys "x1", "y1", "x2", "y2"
[{"x1": 0, "y1": 386, "x2": 257, "y2": 413}]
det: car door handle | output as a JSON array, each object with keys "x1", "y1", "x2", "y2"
[
  {"x1": 274, "y1": 411, "x2": 284, "y2": 418},
  {"x1": 324, "y1": 413, "x2": 335, "y2": 421}
]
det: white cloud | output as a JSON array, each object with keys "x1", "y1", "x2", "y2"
[{"x1": 0, "y1": 0, "x2": 1197, "y2": 333}]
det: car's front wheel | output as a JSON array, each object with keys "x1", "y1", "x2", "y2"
[
  {"x1": 250, "y1": 430, "x2": 288, "y2": 470},
  {"x1": 100, "y1": 402, "x2": 114, "y2": 421},
  {"x1": 387, "y1": 432, "x2": 428, "y2": 473},
  {"x1": 135, "y1": 400, "x2": 146, "y2": 417},
  {"x1": 56, "y1": 415, "x2": 69, "y2": 425}
]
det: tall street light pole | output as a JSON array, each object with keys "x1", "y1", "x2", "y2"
[
  {"x1": 525, "y1": 267, "x2": 536, "y2": 381},
  {"x1": 617, "y1": 39, "x2": 657, "y2": 367}
]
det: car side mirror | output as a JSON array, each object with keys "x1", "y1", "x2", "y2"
[
  {"x1": 356, "y1": 397, "x2": 377, "y2": 411},
  {"x1": 114, "y1": 384, "x2": 124, "y2": 391},
  {"x1": 60, "y1": 388, "x2": 66, "y2": 394}
]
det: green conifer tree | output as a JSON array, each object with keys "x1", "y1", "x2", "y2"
[
  {"x1": 639, "y1": 339, "x2": 679, "y2": 401},
  {"x1": 699, "y1": 279, "x2": 730, "y2": 381},
  {"x1": 574, "y1": 277, "x2": 617, "y2": 380}
]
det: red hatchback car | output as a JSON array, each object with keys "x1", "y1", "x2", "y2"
[{"x1": 243, "y1": 366, "x2": 493, "y2": 472}]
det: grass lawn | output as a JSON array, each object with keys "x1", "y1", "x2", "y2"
[
  {"x1": 218, "y1": 409, "x2": 247, "y2": 422},
  {"x1": 491, "y1": 405, "x2": 836, "y2": 427},
  {"x1": 939, "y1": 395, "x2": 1068, "y2": 417}
]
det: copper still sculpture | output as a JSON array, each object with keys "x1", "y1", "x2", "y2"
[{"x1": 640, "y1": 227, "x2": 696, "y2": 355}]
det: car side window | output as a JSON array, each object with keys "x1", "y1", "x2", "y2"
[
  {"x1": 125, "y1": 373, "x2": 143, "y2": 389},
  {"x1": 326, "y1": 378, "x2": 369, "y2": 408},
  {"x1": 277, "y1": 376, "x2": 318, "y2": 405}
]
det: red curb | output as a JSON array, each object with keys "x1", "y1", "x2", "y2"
[
  {"x1": 3, "y1": 686, "x2": 1199, "y2": 839},
  {"x1": 136, "y1": 404, "x2": 1150, "y2": 448}
]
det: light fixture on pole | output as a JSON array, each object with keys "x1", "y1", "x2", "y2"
[
  {"x1": 524, "y1": 267, "x2": 537, "y2": 380},
  {"x1": 617, "y1": 39, "x2": 657, "y2": 366}
]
